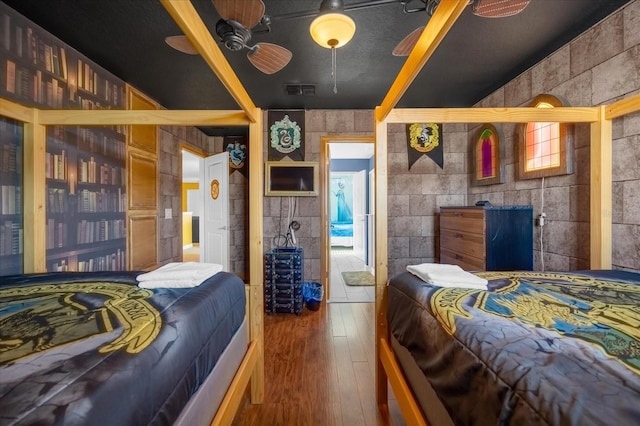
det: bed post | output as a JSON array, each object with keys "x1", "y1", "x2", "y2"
[
  {"x1": 596, "y1": 93, "x2": 640, "y2": 269},
  {"x1": 590, "y1": 106, "x2": 612, "y2": 269},
  {"x1": 374, "y1": 107, "x2": 390, "y2": 414},
  {"x1": 22, "y1": 115, "x2": 47, "y2": 273},
  {"x1": 248, "y1": 108, "x2": 265, "y2": 403}
]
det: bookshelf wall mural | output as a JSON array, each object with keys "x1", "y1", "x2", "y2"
[
  {"x1": 0, "y1": 116, "x2": 23, "y2": 275},
  {"x1": 0, "y1": 2, "x2": 127, "y2": 272}
]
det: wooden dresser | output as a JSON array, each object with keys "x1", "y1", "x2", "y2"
[{"x1": 440, "y1": 206, "x2": 533, "y2": 271}]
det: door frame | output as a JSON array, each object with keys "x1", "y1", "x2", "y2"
[
  {"x1": 180, "y1": 144, "x2": 206, "y2": 261},
  {"x1": 320, "y1": 135, "x2": 375, "y2": 302}
]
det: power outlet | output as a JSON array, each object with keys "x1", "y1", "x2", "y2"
[{"x1": 535, "y1": 213, "x2": 547, "y2": 227}]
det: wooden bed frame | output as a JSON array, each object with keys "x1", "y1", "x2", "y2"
[
  {"x1": 0, "y1": 1, "x2": 267, "y2": 423},
  {"x1": 2, "y1": 0, "x2": 639, "y2": 424},
  {"x1": 370, "y1": 1, "x2": 640, "y2": 424}
]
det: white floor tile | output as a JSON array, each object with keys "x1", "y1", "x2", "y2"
[{"x1": 328, "y1": 247, "x2": 374, "y2": 303}]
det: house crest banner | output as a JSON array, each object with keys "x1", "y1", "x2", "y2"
[
  {"x1": 268, "y1": 110, "x2": 305, "y2": 161},
  {"x1": 224, "y1": 135, "x2": 248, "y2": 178},
  {"x1": 406, "y1": 122, "x2": 444, "y2": 170}
]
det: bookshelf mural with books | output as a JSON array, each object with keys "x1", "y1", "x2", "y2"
[
  {"x1": 0, "y1": 116, "x2": 23, "y2": 275},
  {"x1": 0, "y1": 2, "x2": 127, "y2": 272}
]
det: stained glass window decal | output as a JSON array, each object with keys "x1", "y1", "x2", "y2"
[
  {"x1": 518, "y1": 94, "x2": 574, "y2": 180},
  {"x1": 477, "y1": 127, "x2": 497, "y2": 179},
  {"x1": 524, "y1": 101, "x2": 561, "y2": 172},
  {"x1": 472, "y1": 123, "x2": 502, "y2": 186}
]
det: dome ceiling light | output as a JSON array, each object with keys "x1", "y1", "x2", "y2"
[{"x1": 309, "y1": 0, "x2": 356, "y2": 94}]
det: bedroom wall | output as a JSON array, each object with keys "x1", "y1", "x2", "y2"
[
  {"x1": 466, "y1": 0, "x2": 640, "y2": 272},
  {"x1": 227, "y1": 159, "x2": 249, "y2": 281},
  {"x1": 262, "y1": 110, "x2": 373, "y2": 283},
  {"x1": 386, "y1": 123, "x2": 469, "y2": 277}
]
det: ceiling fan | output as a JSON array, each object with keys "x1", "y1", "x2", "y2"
[
  {"x1": 262, "y1": 0, "x2": 530, "y2": 56},
  {"x1": 392, "y1": 0, "x2": 531, "y2": 56},
  {"x1": 165, "y1": 0, "x2": 293, "y2": 74},
  {"x1": 165, "y1": 0, "x2": 529, "y2": 70}
]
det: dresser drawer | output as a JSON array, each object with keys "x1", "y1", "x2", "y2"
[
  {"x1": 441, "y1": 248, "x2": 485, "y2": 271},
  {"x1": 440, "y1": 205, "x2": 533, "y2": 271},
  {"x1": 440, "y1": 229, "x2": 485, "y2": 259},
  {"x1": 440, "y1": 209, "x2": 485, "y2": 233}
]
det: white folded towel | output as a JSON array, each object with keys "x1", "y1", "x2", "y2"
[
  {"x1": 138, "y1": 279, "x2": 205, "y2": 289},
  {"x1": 406, "y1": 263, "x2": 488, "y2": 290},
  {"x1": 137, "y1": 262, "x2": 223, "y2": 289}
]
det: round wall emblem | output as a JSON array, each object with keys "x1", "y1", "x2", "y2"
[{"x1": 210, "y1": 179, "x2": 220, "y2": 200}]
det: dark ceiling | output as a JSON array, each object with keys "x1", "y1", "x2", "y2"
[{"x1": 2, "y1": 0, "x2": 631, "y2": 135}]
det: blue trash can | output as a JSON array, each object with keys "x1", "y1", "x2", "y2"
[{"x1": 302, "y1": 282, "x2": 323, "y2": 311}]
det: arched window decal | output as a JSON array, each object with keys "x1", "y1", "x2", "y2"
[
  {"x1": 518, "y1": 94, "x2": 574, "y2": 180},
  {"x1": 472, "y1": 123, "x2": 503, "y2": 186}
]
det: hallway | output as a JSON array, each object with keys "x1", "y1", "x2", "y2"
[{"x1": 329, "y1": 248, "x2": 375, "y2": 303}]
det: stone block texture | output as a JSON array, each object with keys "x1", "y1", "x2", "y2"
[{"x1": 466, "y1": 0, "x2": 640, "y2": 271}]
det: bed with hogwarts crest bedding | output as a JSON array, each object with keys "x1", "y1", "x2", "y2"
[
  {"x1": 0, "y1": 271, "x2": 246, "y2": 425},
  {"x1": 387, "y1": 269, "x2": 640, "y2": 425}
]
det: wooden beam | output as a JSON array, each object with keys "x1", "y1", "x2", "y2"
[
  {"x1": 590, "y1": 106, "x2": 612, "y2": 269},
  {"x1": 605, "y1": 92, "x2": 640, "y2": 120},
  {"x1": 248, "y1": 108, "x2": 264, "y2": 404},
  {"x1": 35, "y1": 106, "x2": 602, "y2": 127},
  {"x1": 38, "y1": 109, "x2": 249, "y2": 126},
  {"x1": 376, "y1": 0, "x2": 468, "y2": 122},
  {"x1": 22, "y1": 115, "x2": 47, "y2": 273},
  {"x1": 0, "y1": 98, "x2": 36, "y2": 123},
  {"x1": 380, "y1": 338, "x2": 427, "y2": 426},
  {"x1": 374, "y1": 110, "x2": 389, "y2": 411},
  {"x1": 386, "y1": 106, "x2": 600, "y2": 124},
  {"x1": 160, "y1": 0, "x2": 257, "y2": 123},
  {"x1": 211, "y1": 340, "x2": 259, "y2": 426}
]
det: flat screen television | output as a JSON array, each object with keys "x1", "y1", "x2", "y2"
[{"x1": 265, "y1": 161, "x2": 319, "y2": 196}]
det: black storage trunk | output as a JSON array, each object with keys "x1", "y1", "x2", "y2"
[{"x1": 264, "y1": 247, "x2": 304, "y2": 315}]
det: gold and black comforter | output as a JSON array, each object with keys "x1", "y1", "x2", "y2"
[
  {"x1": 388, "y1": 270, "x2": 640, "y2": 425},
  {"x1": 0, "y1": 271, "x2": 245, "y2": 425}
]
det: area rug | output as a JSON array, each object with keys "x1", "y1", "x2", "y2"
[{"x1": 342, "y1": 271, "x2": 375, "y2": 286}]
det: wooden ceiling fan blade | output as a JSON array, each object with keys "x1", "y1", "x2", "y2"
[
  {"x1": 392, "y1": 26, "x2": 424, "y2": 57},
  {"x1": 165, "y1": 35, "x2": 199, "y2": 55},
  {"x1": 212, "y1": 0, "x2": 266, "y2": 29},
  {"x1": 247, "y1": 43, "x2": 292, "y2": 74},
  {"x1": 472, "y1": 0, "x2": 530, "y2": 18}
]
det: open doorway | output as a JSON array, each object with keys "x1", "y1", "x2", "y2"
[
  {"x1": 181, "y1": 149, "x2": 202, "y2": 262},
  {"x1": 322, "y1": 138, "x2": 375, "y2": 303}
]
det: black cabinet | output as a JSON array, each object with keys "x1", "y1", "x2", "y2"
[{"x1": 264, "y1": 247, "x2": 304, "y2": 315}]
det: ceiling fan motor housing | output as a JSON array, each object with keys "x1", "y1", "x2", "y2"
[{"x1": 216, "y1": 19, "x2": 251, "y2": 51}]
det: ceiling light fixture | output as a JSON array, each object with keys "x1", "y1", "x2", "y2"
[{"x1": 309, "y1": 0, "x2": 356, "y2": 94}]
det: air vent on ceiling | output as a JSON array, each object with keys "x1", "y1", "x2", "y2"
[{"x1": 284, "y1": 84, "x2": 316, "y2": 96}]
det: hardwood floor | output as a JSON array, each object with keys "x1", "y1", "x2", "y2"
[{"x1": 233, "y1": 302, "x2": 405, "y2": 425}]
